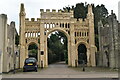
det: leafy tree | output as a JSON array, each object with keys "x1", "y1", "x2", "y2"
[
  {"x1": 74, "y1": 3, "x2": 87, "y2": 20},
  {"x1": 28, "y1": 44, "x2": 38, "y2": 50},
  {"x1": 94, "y1": 4, "x2": 108, "y2": 34},
  {"x1": 28, "y1": 44, "x2": 38, "y2": 59},
  {"x1": 47, "y1": 31, "x2": 68, "y2": 64}
]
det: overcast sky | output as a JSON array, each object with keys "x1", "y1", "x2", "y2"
[{"x1": 0, "y1": 0, "x2": 119, "y2": 32}]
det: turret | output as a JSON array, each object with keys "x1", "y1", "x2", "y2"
[
  {"x1": 20, "y1": 3, "x2": 26, "y2": 15},
  {"x1": 19, "y1": 3, "x2": 26, "y2": 68},
  {"x1": 87, "y1": 4, "x2": 94, "y2": 45},
  {"x1": 87, "y1": 4, "x2": 94, "y2": 20},
  {"x1": 19, "y1": 3, "x2": 26, "y2": 44},
  {"x1": 87, "y1": 4, "x2": 96, "y2": 67},
  {"x1": 19, "y1": 3, "x2": 26, "y2": 26}
]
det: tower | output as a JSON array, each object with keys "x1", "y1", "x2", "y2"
[
  {"x1": 87, "y1": 4, "x2": 96, "y2": 66},
  {"x1": 19, "y1": 3, "x2": 26, "y2": 68}
]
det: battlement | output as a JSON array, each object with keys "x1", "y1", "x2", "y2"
[
  {"x1": 25, "y1": 18, "x2": 41, "y2": 21},
  {"x1": 74, "y1": 18, "x2": 88, "y2": 24},
  {"x1": 40, "y1": 9, "x2": 73, "y2": 19},
  {"x1": 40, "y1": 9, "x2": 73, "y2": 13}
]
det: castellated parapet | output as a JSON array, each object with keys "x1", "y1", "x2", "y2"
[
  {"x1": 25, "y1": 18, "x2": 41, "y2": 22},
  {"x1": 40, "y1": 9, "x2": 73, "y2": 19}
]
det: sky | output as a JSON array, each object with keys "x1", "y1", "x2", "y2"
[{"x1": 0, "y1": 0, "x2": 119, "y2": 32}]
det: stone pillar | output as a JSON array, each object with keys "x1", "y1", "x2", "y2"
[
  {"x1": 44, "y1": 36, "x2": 48, "y2": 67},
  {"x1": 19, "y1": 3, "x2": 26, "y2": 68},
  {"x1": 87, "y1": 48, "x2": 90, "y2": 66},
  {"x1": 98, "y1": 21, "x2": 104, "y2": 66},
  {"x1": 25, "y1": 46, "x2": 28, "y2": 58},
  {"x1": 0, "y1": 14, "x2": 7, "y2": 73},
  {"x1": 37, "y1": 47, "x2": 40, "y2": 67},
  {"x1": 68, "y1": 38, "x2": 71, "y2": 66},
  {"x1": 1, "y1": 14, "x2": 8, "y2": 72},
  {"x1": 90, "y1": 46, "x2": 96, "y2": 67},
  {"x1": 87, "y1": 4, "x2": 96, "y2": 67},
  {"x1": 75, "y1": 45, "x2": 79, "y2": 67},
  {"x1": 40, "y1": 22, "x2": 46, "y2": 67},
  {"x1": 70, "y1": 22, "x2": 76, "y2": 67}
]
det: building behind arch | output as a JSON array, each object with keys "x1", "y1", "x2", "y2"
[
  {"x1": 98, "y1": 10, "x2": 120, "y2": 68},
  {"x1": 0, "y1": 14, "x2": 19, "y2": 73}
]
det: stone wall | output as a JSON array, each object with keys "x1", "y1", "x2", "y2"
[
  {"x1": 118, "y1": 23, "x2": 120, "y2": 68},
  {"x1": 3, "y1": 21, "x2": 19, "y2": 73},
  {"x1": 0, "y1": 14, "x2": 7, "y2": 74},
  {"x1": 98, "y1": 11, "x2": 119, "y2": 68},
  {"x1": 0, "y1": 14, "x2": 19, "y2": 73}
]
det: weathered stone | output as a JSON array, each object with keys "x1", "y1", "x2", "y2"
[
  {"x1": 98, "y1": 10, "x2": 119, "y2": 68},
  {"x1": 19, "y1": 3, "x2": 97, "y2": 68},
  {"x1": 0, "y1": 14, "x2": 19, "y2": 73},
  {"x1": 0, "y1": 14, "x2": 7, "y2": 74}
]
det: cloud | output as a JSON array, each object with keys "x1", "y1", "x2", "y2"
[{"x1": 0, "y1": 0, "x2": 119, "y2": 32}]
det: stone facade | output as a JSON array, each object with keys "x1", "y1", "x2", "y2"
[
  {"x1": 0, "y1": 14, "x2": 7, "y2": 74},
  {"x1": 98, "y1": 11, "x2": 119, "y2": 68},
  {"x1": 0, "y1": 14, "x2": 19, "y2": 73},
  {"x1": 19, "y1": 3, "x2": 97, "y2": 68},
  {"x1": 3, "y1": 22, "x2": 20, "y2": 73},
  {"x1": 118, "y1": 23, "x2": 120, "y2": 69}
]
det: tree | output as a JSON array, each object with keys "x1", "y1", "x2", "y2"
[
  {"x1": 28, "y1": 44, "x2": 38, "y2": 59},
  {"x1": 47, "y1": 31, "x2": 68, "y2": 64},
  {"x1": 74, "y1": 3, "x2": 87, "y2": 20},
  {"x1": 93, "y1": 4, "x2": 108, "y2": 50}
]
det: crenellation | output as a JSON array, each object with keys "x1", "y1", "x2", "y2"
[
  {"x1": 37, "y1": 18, "x2": 41, "y2": 21},
  {"x1": 25, "y1": 18, "x2": 29, "y2": 21},
  {"x1": 79, "y1": 19, "x2": 83, "y2": 23},
  {"x1": 58, "y1": 10, "x2": 62, "y2": 13},
  {"x1": 40, "y1": 9, "x2": 44, "y2": 13},
  {"x1": 26, "y1": 18, "x2": 41, "y2": 22},
  {"x1": 76, "y1": 19, "x2": 87, "y2": 24},
  {"x1": 31, "y1": 18, "x2": 35, "y2": 21},
  {"x1": 52, "y1": 9, "x2": 56, "y2": 13},
  {"x1": 46, "y1": 9, "x2": 50, "y2": 13}
]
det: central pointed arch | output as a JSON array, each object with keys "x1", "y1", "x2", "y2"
[{"x1": 44, "y1": 28, "x2": 71, "y2": 67}]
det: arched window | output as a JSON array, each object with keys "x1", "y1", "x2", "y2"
[
  {"x1": 85, "y1": 32, "x2": 86, "y2": 36},
  {"x1": 62, "y1": 23, "x2": 64, "y2": 28},
  {"x1": 65, "y1": 23, "x2": 67, "y2": 28},
  {"x1": 77, "y1": 32, "x2": 79, "y2": 36},
  {"x1": 75, "y1": 32, "x2": 76, "y2": 37},
  {"x1": 80, "y1": 32, "x2": 81, "y2": 36},
  {"x1": 60, "y1": 23, "x2": 62, "y2": 27},
  {"x1": 68, "y1": 23, "x2": 70, "y2": 28}
]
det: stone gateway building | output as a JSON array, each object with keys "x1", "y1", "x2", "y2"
[{"x1": 19, "y1": 3, "x2": 97, "y2": 68}]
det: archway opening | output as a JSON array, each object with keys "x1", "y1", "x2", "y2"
[
  {"x1": 28, "y1": 43, "x2": 38, "y2": 60},
  {"x1": 78, "y1": 44, "x2": 87, "y2": 65},
  {"x1": 47, "y1": 31, "x2": 68, "y2": 65}
]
